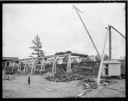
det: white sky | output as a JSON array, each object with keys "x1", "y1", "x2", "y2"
[{"x1": 3, "y1": 3, "x2": 125, "y2": 59}]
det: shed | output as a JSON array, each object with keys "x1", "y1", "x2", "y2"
[{"x1": 101, "y1": 60, "x2": 121, "y2": 77}]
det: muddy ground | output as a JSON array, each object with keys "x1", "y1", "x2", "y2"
[{"x1": 2, "y1": 73, "x2": 125, "y2": 98}]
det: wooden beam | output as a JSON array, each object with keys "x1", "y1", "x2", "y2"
[
  {"x1": 3, "y1": 63, "x2": 7, "y2": 79},
  {"x1": 31, "y1": 60, "x2": 36, "y2": 75},
  {"x1": 67, "y1": 53, "x2": 72, "y2": 73},
  {"x1": 97, "y1": 28, "x2": 108, "y2": 85},
  {"x1": 52, "y1": 56, "x2": 57, "y2": 74},
  {"x1": 108, "y1": 25, "x2": 112, "y2": 60},
  {"x1": 41, "y1": 59, "x2": 45, "y2": 71},
  {"x1": 18, "y1": 61, "x2": 21, "y2": 72},
  {"x1": 23, "y1": 61, "x2": 27, "y2": 73},
  {"x1": 33, "y1": 59, "x2": 37, "y2": 73}
]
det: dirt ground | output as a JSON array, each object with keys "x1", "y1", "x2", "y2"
[{"x1": 2, "y1": 73, "x2": 125, "y2": 98}]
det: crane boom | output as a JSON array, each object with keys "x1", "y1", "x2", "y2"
[
  {"x1": 110, "y1": 25, "x2": 125, "y2": 39},
  {"x1": 73, "y1": 5, "x2": 100, "y2": 57}
]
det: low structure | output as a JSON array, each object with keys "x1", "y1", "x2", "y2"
[
  {"x1": 2, "y1": 52, "x2": 88, "y2": 75},
  {"x1": 101, "y1": 60, "x2": 121, "y2": 77},
  {"x1": 2, "y1": 57, "x2": 19, "y2": 79},
  {"x1": 2, "y1": 57, "x2": 19, "y2": 70}
]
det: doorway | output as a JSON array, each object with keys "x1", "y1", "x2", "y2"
[{"x1": 105, "y1": 64, "x2": 109, "y2": 76}]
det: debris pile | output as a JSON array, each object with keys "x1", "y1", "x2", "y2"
[
  {"x1": 77, "y1": 77, "x2": 98, "y2": 97},
  {"x1": 45, "y1": 72, "x2": 85, "y2": 82},
  {"x1": 79, "y1": 77, "x2": 98, "y2": 89},
  {"x1": 100, "y1": 78, "x2": 118, "y2": 86},
  {"x1": 44, "y1": 64, "x2": 96, "y2": 82}
]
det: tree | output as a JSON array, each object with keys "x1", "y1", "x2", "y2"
[
  {"x1": 95, "y1": 54, "x2": 109, "y2": 61},
  {"x1": 30, "y1": 35, "x2": 45, "y2": 58},
  {"x1": 95, "y1": 54, "x2": 101, "y2": 61},
  {"x1": 104, "y1": 54, "x2": 109, "y2": 60}
]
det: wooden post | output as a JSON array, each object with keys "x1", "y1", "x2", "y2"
[
  {"x1": 41, "y1": 58, "x2": 45, "y2": 71},
  {"x1": 30, "y1": 63, "x2": 33, "y2": 75},
  {"x1": 31, "y1": 61, "x2": 33, "y2": 74},
  {"x1": 10, "y1": 62, "x2": 13, "y2": 72},
  {"x1": 34, "y1": 59, "x2": 37, "y2": 72},
  {"x1": 3, "y1": 62, "x2": 6, "y2": 79},
  {"x1": 67, "y1": 53, "x2": 72, "y2": 73},
  {"x1": 13, "y1": 61, "x2": 16, "y2": 73},
  {"x1": 24, "y1": 61, "x2": 28, "y2": 73},
  {"x1": 52, "y1": 56, "x2": 57, "y2": 74},
  {"x1": 108, "y1": 25, "x2": 112, "y2": 60},
  {"x1": 3, "y1": 68, "x2": 5, "y2": 79},
  {"x1": 18, "y1": 61, "x2": 21, "y2": 72},
  {"x1": 23, "y1": 61, "x2": 26, "y2": 73},
  {"x1": 31, "y1": 59, "x2": 36, "y2": 74},
  {"x1": 52, "y1": 59, "x2": 54, "y2": 73},
  {"x1": 97, "y1": 28, "x2": 108, "y2": 85}
]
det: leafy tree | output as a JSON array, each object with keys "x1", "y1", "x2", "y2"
[{"x1": 30, "y1": 35, "x2": 45, "y2": 58}]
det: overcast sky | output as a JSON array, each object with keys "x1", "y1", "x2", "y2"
[{"x1": 3, "y1": 3, "x2": 125, "y2": 59}]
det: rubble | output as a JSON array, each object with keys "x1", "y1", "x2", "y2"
[{"x1": 45, "y1": 72, "x2": 85, "y2": 82}]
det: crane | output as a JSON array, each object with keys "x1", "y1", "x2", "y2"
[
  {"x1": 73, "y1": 5, "x2": 100, "y2": 58},
  {"x1": 107, "y1": 25, "x2": 125, "y2": 60}
]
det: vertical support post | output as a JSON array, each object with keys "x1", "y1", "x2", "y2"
[
  {"x1": 18, "y1": 61, "x2": 21, "y2": 72},
  {"x1": 31, "y1": 60, "x2": 35, "y2": 75},
  {"x1": 41, "y1": 58, "x2": 45, "y2": 71},
  {"x1": 52, "y1": 59, "x2": 54, "y2": 73},
  {"x1": 67, "y1": 53, "x2": 72, "y2": 73},
  {"x1": 97, "y1": 28, "x2": 108, "y2": 85},
  {"x1": 31, "y1": 62, "x2": 33, "y2": 75},
  {"x1": 13, "y1": 60, "x2": 15, "y2": 73},
  {"x1": 52, "y1": 56, "x2": 57, "y2": 74},
  {"x1": 54, "y1": 57, "x2": 57, "y2": 74},
  {"x1": 108, "y1": 25, "x2": 112, "y2": 60},
  {"x1": 34, "y1": 59, "x2": 37, "y2": 72},
  {"x1": 11, "y1": 62, "x2": 13, "y2": 72},
  {"x1": 5, "y1": 62, "x2": 7, "y2": 78},
  {"x1": 3, "y1": 62, "x2": 6, "y2": 79},
  {"x1": 23, "y1": 61, "x2": 26, "y2": 73},
  {"x1": 25, "y1": 61, "x2": 28, "y2": 73},
  {"x1": 33, "y1": 59, "x2": 35, "y2": 73}
]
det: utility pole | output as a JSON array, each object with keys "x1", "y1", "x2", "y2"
[
  {"x1": 73, "y1": 5, "x2": 100, "y2": 58},
  {"x1": 97, "y1": 27, "x2": 109, "y2": 85},
  {"x1": 108, "y1": 25, "x2": 112, "y2": 60}
]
